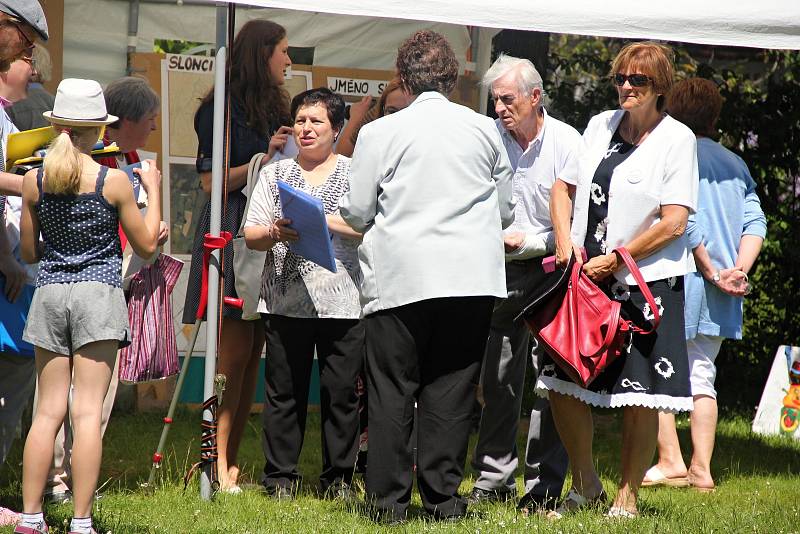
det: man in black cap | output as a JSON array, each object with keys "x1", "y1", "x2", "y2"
[{"x1": 0, "y1": 0, "x2": 48, "y2": 72}]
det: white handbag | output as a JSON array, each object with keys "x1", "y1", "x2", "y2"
[{"x1": 233, "y1": 152, "x2": 268, "y2": 321}]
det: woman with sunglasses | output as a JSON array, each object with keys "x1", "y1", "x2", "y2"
[{"x1": 541, "y1": 41, "x2": 698, "y2": 518}]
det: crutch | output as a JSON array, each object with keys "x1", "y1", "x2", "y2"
[{"x1": 145, "y1": 231, "x2": 241, "y2": 488}]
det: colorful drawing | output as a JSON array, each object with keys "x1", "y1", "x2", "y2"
[
  {"x1": 780, "y1": 360, "x2": 800, "y2": 435},
  {"x1": 753, "y1": 345, "x2": 800, "y2": 440}
]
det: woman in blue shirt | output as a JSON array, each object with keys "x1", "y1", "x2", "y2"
[{"x1": 643, "y1": 77, "x2": 766, "y2": 492}]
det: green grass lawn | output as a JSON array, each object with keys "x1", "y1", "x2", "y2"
[{"x1": 2, "y1": 409, "x2": 799, "y2": 533}]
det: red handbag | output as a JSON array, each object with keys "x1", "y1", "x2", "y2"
[{"x1": 524, "y1": 247, "x2": 661, "y2": 387}]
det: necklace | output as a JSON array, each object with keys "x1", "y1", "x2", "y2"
[
  {"x1": 621, "y1": 120, "x2": 643, "y2": 145},
  {"x1": 296, "y1": 153, "x2": 337, "y2": 187},
  {"x1": 622, "y1": 113, "x2": 664, "y2": 145}
]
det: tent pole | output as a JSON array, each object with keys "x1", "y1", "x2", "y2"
[
  {"x1": 216, "y1": 3, "x2": 228, "y2": 47},
  {"x1": 476, "y1": 28, "x2": 498, "y2": 116},
  {"x1": 125, "y1": 0, "x2": 140, "y2": 76},
  {"x1": 200, "y1": 4, "x2": 228, "y2": 501}
]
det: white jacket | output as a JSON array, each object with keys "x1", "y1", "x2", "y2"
[
  {"x1": 340, "y1": 91, "x2": 515, "y2": 316},
  {"x1": 571, "y1": 110, "x2": 698, "y2": 284}
]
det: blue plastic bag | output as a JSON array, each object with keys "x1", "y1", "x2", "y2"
[{"x1": 0, "y1": 275, "x2": 35, "y2": 357}]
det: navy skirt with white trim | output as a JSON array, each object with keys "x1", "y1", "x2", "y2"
[{"x1": 535, "y1": 276, "x2": 693, "y2": 413}]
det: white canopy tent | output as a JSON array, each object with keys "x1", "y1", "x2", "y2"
[
  {"x1": 63, "y1": 1, "x2": 476, "y2": 84},
  {"x1": 229, "y1": 0, "x2": 800, "y2": 50},
  {"x1": 63, "y1": 0, "x2": 800, "y2": 87}
]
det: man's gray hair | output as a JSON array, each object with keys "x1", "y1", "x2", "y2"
[
  {"x1": 481, "y1": 54, "x2": 543, "y2": 96},
  {"x1": 104, "y1": 76, "x2": 160, "y2": 128}
]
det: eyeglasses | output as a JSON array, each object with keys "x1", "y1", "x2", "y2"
[
  {"x1": 613, "y1": 73, "x2": 652, "y2": 87},
  {"x1": 18, "y1": 55, "x2": 36, "y2": 71},
  {"x1": 1, "y1": 17, "x2": 35, "y2": 63}
]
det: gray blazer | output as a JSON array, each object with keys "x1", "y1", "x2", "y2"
[{"x1": 340, "y1": 91, "x2": 515, "y2": 316}]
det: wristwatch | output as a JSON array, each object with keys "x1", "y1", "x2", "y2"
[{"x1": 711, "y1": 271, "x2": 721, "y2": 284}]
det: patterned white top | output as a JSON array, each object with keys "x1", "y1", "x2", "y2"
[{"x1": 244, "y1": 155, "x2": 362, "y2": 319}]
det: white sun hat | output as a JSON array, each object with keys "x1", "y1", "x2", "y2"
[{"x1": 43, "y1": 78, "x2": 118, "y2": 127}]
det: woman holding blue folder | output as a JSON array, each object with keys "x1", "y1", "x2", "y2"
[{"x1": 244, "y1": 87, "x2": 363, "y2": 499}]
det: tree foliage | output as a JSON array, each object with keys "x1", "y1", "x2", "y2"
[{"x1": 544, "y1": 36, "x2": 800, "y2": 413}]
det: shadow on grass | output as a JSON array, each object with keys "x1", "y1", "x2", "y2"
[{"x1": 464, "y1": 408, "x2": 800, "y2": 487}]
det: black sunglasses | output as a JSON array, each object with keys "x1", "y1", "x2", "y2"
[{"x1": 613, "y1": 73, "x2": 652, "y2": 87}]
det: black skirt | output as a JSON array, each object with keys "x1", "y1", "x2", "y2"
[{"x1": 536, "y1": 276, "x2": 693, "y2": 413}]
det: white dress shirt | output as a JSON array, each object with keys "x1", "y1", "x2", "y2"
[
  {"x1": 498, "y1": 108, "x2": 581, "y2": 260},
  {"x1": 340, "y1": 91, "x2": 515, "y2": 316},
  {"x1": 570, "y1": 109, "x2": 699, "y2": 284}
]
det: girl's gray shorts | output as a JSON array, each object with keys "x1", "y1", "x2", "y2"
[{"x1": 23, "y1": 281, "x2": 130, "y2": 356}]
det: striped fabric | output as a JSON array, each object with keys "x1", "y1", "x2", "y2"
[{"x1": 119, "y1": 253, "x2": 184, "y2": 383}]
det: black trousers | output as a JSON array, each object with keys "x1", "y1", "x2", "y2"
[
  {"x1": 260, "y1": 315, "x2": 364, "y2": 492},
  {"x1": 364, "y1": 296, "x2": 494, "y2": 520}
]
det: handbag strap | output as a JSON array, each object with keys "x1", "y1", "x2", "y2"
[
  {"x1": 613, "y1": 247, "x2": 661, "y2": 333},
  {"x1": 237, "y1": 152, "x2": 267, "y2": 237}
]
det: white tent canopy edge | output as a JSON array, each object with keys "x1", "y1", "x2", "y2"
[{"x1": 226, "y1": 0, "x2": 800, "y2": 50}]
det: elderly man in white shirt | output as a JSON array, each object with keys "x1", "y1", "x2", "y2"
[
  {"x1": 468, "y1": 54, "x2": 581, "y2": 513},
  {"x1": 340, "y1": 31, "x2": 514, "y2": 523}
]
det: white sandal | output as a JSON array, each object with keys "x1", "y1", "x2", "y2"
[
  {"x1": 607, "y1": 506, "x2": 638, "y2": 518},
  {"x1": 641, "y1": 465, "x2": 689, "y2": 488},
  {"x1": 219, "y1": 484, "x2": 243, "y2": 495}
]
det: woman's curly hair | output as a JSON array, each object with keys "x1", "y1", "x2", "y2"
[{"x1": 396, "y1": 30, "x2": 459, "y2": 96}]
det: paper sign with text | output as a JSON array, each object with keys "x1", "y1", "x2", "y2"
[
  {"x1": 327, "y1": 77, "x2": 388, "y2": 97},
  {"x1": 166, "y1": 54, "x2": 215, "y2": 73}
]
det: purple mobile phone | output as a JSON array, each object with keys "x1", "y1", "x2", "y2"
[{"x1": 542, "y1": 248, "x2": 588, "y2": 273}]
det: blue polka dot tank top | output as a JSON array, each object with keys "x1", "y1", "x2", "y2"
[{"x1": 35, "y1": 166, "x2": 122, "y2": 288}]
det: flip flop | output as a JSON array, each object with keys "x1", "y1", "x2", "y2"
[{"x1": 641, "y1": 466, "x2": 689, "y2": 488}]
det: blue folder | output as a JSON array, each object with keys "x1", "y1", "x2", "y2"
[{"x1": 277, "y1": 181, "x2": 337, "y2": 273}]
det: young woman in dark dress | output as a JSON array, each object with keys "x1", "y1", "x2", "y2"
[{"x1": 182, "y1": 19, "x2": 292, "y2": 494}]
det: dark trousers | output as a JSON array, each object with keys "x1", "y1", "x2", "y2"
[
  {"x1": 473, "y1": 261, "x2": 568, "y2": 498},
  {"x1": 260, "y1": 314, "x2": 364, "y2": 492},
  {"x1": 364, "y1": 296, "x2": 494, "y2": 520}
]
